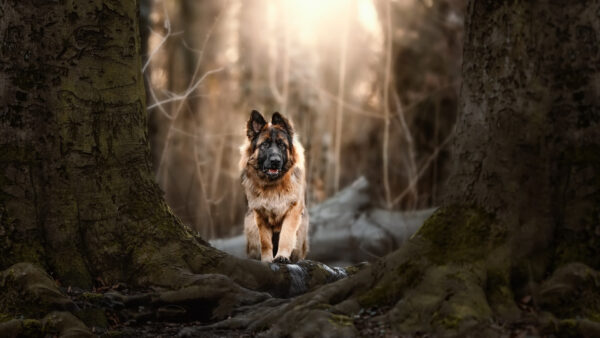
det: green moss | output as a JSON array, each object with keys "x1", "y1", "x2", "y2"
[
  {"x1": 358, "y1": 261, "x2": 423, "y2": 307},
  {"x1": 48, "y1": 248, "x2": 92, "y2": 289},
  {"x1": 357, "y1": 279, "x2": 393, "y2": 308},
  {"x1": 0, "y1": 263, "x2": 75, "y2": 321},
  {"x1": 0, "y1": 313, "x2": 12, "y2": 323},
  {"x1": 386, "y1": 262, "x2": 494, "y2": 334},
  {"x1": 21, "y1": 319, "x2": 43, "y2": 337},
  {"x1": 81, "y1": 292, "x2": 104, "y2": 302},
  {"x1": 328, "y1": 314, "x2": 354, "y2": 327},
  {"x1": 437, "y1": 315, "x2": 460, "y2": 329},
  {"x1": 342, "y1": 262, "x2": 369, "y2": 277},
  {"x1": 417, "y1": 205, "x2": 506, "y2": 265},
  {"x1": 313, "y1": 303, "x2": 333, "y2": 311},
  {"x1": 485, "y1": 267, "x2": 519, "y2": 318},
  {"x1": 434, "y1": 294, "x2": 490, "y2": 331},
  {"x1": 344, "y1": 266, "x2": 361, "y2": 275}
]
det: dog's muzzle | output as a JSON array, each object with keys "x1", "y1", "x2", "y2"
[{"x1": 264, "y1": 155, "x2": 282, "y2": 177}]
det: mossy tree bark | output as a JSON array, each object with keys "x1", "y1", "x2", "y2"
[
  {"x1": 0, "y1": 0, "x2": 204, "y2": 289},
  {"x1": 446, "y1": 0, "x2": 600, "y2": 278}
]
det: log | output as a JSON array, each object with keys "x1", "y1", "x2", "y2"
[{"x1": 211, "y1": 177, "x2": 435, "y2": 265}]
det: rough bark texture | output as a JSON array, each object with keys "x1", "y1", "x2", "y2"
[
  {"x1": 0, "y1": 0, "x2": 179, "y2": 287},
  {"x1": 0, "y1": 263, "x2": 93, "y2": 337},
  {"x1": 445, "y1": 0, "x2": 600, "y2": 277}
]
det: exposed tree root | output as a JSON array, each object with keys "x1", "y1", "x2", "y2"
[
  {"x1": 0, "y1": 263, "x2": 93, "y2": 337},
  {"x1": 132, "y1": 233, "x2": 353, "y2": 297},
  {"x1": 0, "y1": 256, "x2": 358, "y2": 337}
]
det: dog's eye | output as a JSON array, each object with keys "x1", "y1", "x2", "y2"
[
  {"x1": 278, "y1": 142, "x2": 286, "y2": 149},
  {"x1": 260, "y1": 142, "x2": 269, "y2": 149}
]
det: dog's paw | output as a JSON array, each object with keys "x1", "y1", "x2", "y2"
[{"x1": 273, "y1": 256, "x2": 291, "y2": 264}]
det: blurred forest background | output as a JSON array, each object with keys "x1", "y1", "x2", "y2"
[{"x1": 140, "y1": 0, "x2": 466, "y2": 240}]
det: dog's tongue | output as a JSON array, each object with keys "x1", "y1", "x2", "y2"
[{"x1": 268, "y1": 169, "x2": 279, "y2": 174}]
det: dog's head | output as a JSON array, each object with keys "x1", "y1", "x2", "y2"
[{"x1": 246, "y1": 110, "x2": 295, "y2": 181}]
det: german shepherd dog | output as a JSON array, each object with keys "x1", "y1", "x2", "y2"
[{"x1": 240, "y1": 110, "x2": 309, "y2": 263}]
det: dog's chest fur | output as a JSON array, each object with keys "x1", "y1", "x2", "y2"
[
  {"x1": 243, "y1": 168, "x2": 302, "y2": 228},
  {"x1": 251, "y1": 194, "x2": 298, "y2": 228}
]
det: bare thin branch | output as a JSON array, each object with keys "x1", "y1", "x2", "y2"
[
  {"x1": 333, "y1": 2, "x2": 351, "y2": 193},
  {"x1": 382, "y1": 0, "x2": 393, "y2": 209},
  {"x1": 391, "y1": 129, "x2": 454, "y2": 207},
  {"x1": 147, "y1": 67, "x2": 224, "y2": 110}
]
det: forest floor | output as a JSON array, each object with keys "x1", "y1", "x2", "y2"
[
  {"x1": 66, "y1": 281, "x2": 404, "y2": 337},
  {"x1": 113, "y1": 315, "x2": 542, "y2": 338},
  {"x1": 108, "y1": 306, "x2": 398, "y2": 337},
  {"x1": 109, "y1": 311, "x2": 542, "y2": 338},
  {"x1": 65, "y1": 282, "x2": 543, "y2": 338}
]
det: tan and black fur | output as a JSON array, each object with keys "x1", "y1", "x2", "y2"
[{"x1": 240, "y1": 110, "x2": 309, "y2": 263}]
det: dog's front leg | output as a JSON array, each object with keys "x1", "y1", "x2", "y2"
[
  {"x1": 274, "y1": 203, "x2": 302, "y2": 264},
  {"x1": 255, "y1": 212, "x2": 274, "y2": 262}
]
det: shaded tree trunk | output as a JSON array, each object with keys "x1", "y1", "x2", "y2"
[
  {"x1": 0, "y1": 0, "x2": 168, "y2": 288},
  {"x1": 446, "y1": 0, "x2": 600, "y2": 274}
]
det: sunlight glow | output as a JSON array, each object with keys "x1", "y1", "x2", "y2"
[
  {"x1": 357, "y1": 0, "x2": 381, "y2": 38},
  {"x1": 269, "y1": 0, "x2": 382, "y2": 47}
]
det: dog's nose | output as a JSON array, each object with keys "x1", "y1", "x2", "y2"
[{"x1": 269, "y1": 156, "x2": 281, "y2": 168}]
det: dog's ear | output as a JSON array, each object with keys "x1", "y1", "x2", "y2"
[
  {"x1": 271, "y1": 112, "x2": 294, "y2": 137},
  {"x1": 247, "y1": 110, "x2": 267, "y2": 139}
]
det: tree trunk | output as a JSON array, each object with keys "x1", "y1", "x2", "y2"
[
  {"x1": 446, "y1": 0, "x2": 600, "y2": 274},
  {"x1": 0, "y1": 0, "x2": 198, "y2": 288}
]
